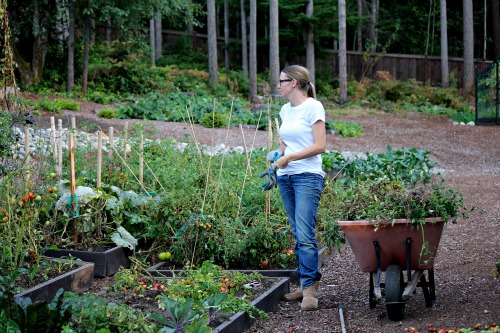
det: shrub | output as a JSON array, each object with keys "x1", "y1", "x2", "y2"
[
  {"x1": 200, "y1": 112, "x2": 229, "y2": 128},
  {"x1": 97, "y1": 107, "x2": 116, "y2": 119}
]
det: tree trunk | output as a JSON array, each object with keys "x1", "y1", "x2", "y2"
[
  {"x1": 369, "y1": 0, "x2": 378, "y2": 52},
  {"x1": 187, "y1": 0, "x2": 193, "y2": 48},
  {"x1": 106, "y1": 16, "x2": 111, "y2": 46},
  {"x1": 462, "y1": 0, "x2": 474, "y2": 92},
  {"x1": 338, "y1": 0, "x2": 348, "y2": 103},
  {"x1": 12, "y1": 46, "x2": 33, "y2": 87},
  {"x1": 155, "y1": 12, "x2": 162, "y2": 61},
  {"x1": 31, "y1": 0, "x2": 48, "y2": 85},
  {"x1": 240, "y1": 0, "x2": 248, "y2": 79},
  {"x1": 150, "y1": 18, "x2": 155, "y2": 66},
  {"x1": 269, "y1": 0, "x2": 279, "y2": 95},
  {"x1": 440, "y1": 0, "x2": 449, "y2": 88},
  {"x1": 306, "y1": 0, "x2": 315, "y2": 85},
  {"x1": 82, "y1": 5, "x2": 90, "y2": 93},
  {"x1": 249, "y1": 0, "x2": 257, "y2": 101},
  {"x1": 490, "y1": 0, "x2": 500, "y2": 59},
  {"x1": 207, "y1": 0, "x2": 219, "y2": 85},
  {"x1": 224, "y1": 1, "x2": 230, "y2": 72},
  {"x1": 357, "y1": 0, "x2": 363, "y2": 52},
  {"x1": 67, "y1": 0, "x2": 75, "y2": 92}
]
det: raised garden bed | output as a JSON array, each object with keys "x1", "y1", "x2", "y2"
[
  {"x1": 148, "y1": 246, "x2": 334, "y2": 284},
  {"x1": 44, "y1": 245, "x2": 131, "y2": 277},
  {"x1": 213, "y1": 277, "x2": 289, "y2": 333},
  {"x1": 15, "y1": 257, "x2": 94, "y2": 303},
  {"x1": 87, "y1": 274, "x2": 289, "y2": 333}
]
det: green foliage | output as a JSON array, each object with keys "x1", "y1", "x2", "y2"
[
  {"x1": 36, "y1": 98, "x2": 81, "y2": 113},
  {"x1": 63, "y1": 292, "x2": 158, "y2": 333},
  {"x1": 97, "y1": 107, "x2": 116, "y2": 119},
  {"x1": 200, "y1": 112, "x2": 228, "y2": 128},
  {"x1": 325, "y1": 119, "x2": 363, "y2": 137},
  {"x1": 148, "y1": 297, "x2": 207, "y2": 333},
  {"x1": 354, "y1": 79, "x2": 474, "y2": 118},
  {"x1": 0, "y1": 287, "x2": 72, "y2": 333},
  {"x1": 0, "y1": 111, "x2": 14, "y2": 158},
  {"x1": 318, "y1": 145, "x2": 469, "y2": 249}
]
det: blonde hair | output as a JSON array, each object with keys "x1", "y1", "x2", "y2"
[{"x1": 281, "y1": 65, "x2": 317, "y2": 99}]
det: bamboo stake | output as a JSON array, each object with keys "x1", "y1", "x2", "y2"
[
  {"x1": 103, "y1": 126, "x2": 165, "y2": 194},
  {"x1": 108, "y1": 127, "x2": 114, "y2": 159},
  {"x1": 50, "y1": 117, "x2": 57, "y2": 167},
  {"x1": 69, "y1": 132, "x2": 78, "y2": 244},
  {"x1": 58, "y1": 119, "x2": 63, "y2": 176},
  {"x1": 69, "y1": 133, "x2": 76, "y2": 208},
  {"x1": 239, "y1": 124, "x2": 251, "y2": 176},
  {"x1": 212, "y1": 99, "x2": 234, "y2": 211},
  {"x1": 139, "y1": 133, "x2": 144, "y2": 186},
  {"x1": 123, "y1": 122, "x2": 128, "y2": 160},
  {"x1": 265, "y1": 110, "x2": 273, "y2": 222},
  {"x1": 24, "y1": 128, "x2": 30, "y2": 180},
  {"x1": 97, "y1": 131, "x2": 103, "y2": 187}
]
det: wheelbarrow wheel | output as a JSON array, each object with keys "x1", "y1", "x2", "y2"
[{"x1": 385, "y1": 265, "x2": 406, "y2": 321}]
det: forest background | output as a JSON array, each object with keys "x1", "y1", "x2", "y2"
[{"x1": 3, "y1": 0, "x2": 500, "y2": 108}]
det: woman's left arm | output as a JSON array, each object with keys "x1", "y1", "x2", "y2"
[{"x1": 275, "y1": 120, "x2": 326, "y2": 169}]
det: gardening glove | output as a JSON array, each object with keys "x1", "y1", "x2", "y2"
[
  {"x1": 267, "y1": 149, "x2": 282, "y2": 162},
  {"x1": 259, "y1": 163, "x2": 278, "y2": 191}
]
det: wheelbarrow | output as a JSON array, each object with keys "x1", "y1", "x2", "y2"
[{"x1": 337, "y1": 217, "x2": 446, "y2": 321}]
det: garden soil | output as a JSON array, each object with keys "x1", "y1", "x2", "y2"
[{"x1": 33, "y1": 98, "x2": 500, "y2": 333}]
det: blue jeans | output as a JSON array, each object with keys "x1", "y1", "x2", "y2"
[{"x1": 277, "y1": 172, "x2": 325, "y2": 289}]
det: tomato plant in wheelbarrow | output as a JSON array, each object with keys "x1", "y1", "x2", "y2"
[{"x1": 320, "y1": 146, "x2": 473, "y2": 321}]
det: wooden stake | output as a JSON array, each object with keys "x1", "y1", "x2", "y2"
[
  {"x1": 97, "y1": 131, "x2": 103, "y2": 187},
  {"x1": 58, "y1": 119, "x2": 63, "y2": 176},
  {"x1": 71, "y1": 116, "x2": 76, "y2": 130}
]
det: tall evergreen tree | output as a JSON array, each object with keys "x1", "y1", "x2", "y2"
[
  {"x1": 462, "y1": 0, "x2": 474, "y2": 92},
  {"x1": 207, "y1": 0, "x2": 218, "y2": 85},
  {"x1": 269, "y1": 0, "x2": 279, "y2": 95},
  {"x1": 440, "y1": 0, "x2": 449, "y2": 88}
]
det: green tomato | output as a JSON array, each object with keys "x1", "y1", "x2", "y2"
[
  {"x1": 52, "y1": 186, "x2": 59, "y2": 193},
  {"x1": 34, "y1": 195, "x2": 42, "y2": 202},
  {"x1": 50, "y1": 172, "x2": 57, "y2": 178}
]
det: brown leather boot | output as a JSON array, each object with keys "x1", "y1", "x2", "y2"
[
  {"x1": 282, "y1": 286, "x2": 303, "y2": 302},
  {"x1": 300, "y1": 281, "x2": 319, "y2": 311}
]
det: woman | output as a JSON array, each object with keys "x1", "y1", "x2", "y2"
[{"x1": 274, "y1": 65, "x2": 326, "y2": 311}]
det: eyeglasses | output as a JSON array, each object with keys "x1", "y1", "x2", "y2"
[{"x1": 279, "y1": 79, "x2": 293, "y2": 85}]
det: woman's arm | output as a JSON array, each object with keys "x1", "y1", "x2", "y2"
[{"x1": 275, "y1": 120, "x2": 326, "y2": 169}]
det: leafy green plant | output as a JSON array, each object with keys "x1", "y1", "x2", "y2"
[
  {"x1": 97, "y1": 107, "x2": 116, "y2": 119},
  {"x1": 63, "y1": 292, "x2": 158, "y2": 333},
  {"x1": 200, "y1": 112, "x2": 228, "y2": 128},
  {"x1": 36, "y1": 98, "x2": 81, "y2": 113},
  {"x1": 149, "y1": 297, "x2": 211, "y2": 333},
  {"x1": 325, "y1": 119, "x2": 363, "y2": 137},
  {"x1": 0, "y1": 286, "x2": 72, "y2": 333}
]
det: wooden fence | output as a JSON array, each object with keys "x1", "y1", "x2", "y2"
[{"x1": 317, "y1": 50, "x2": 494, "y2": 88}]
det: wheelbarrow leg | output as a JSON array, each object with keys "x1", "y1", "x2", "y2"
[
  {"x1": 428, "y1": 268, "x2": 436, "y2": 307},
  {"x1": 369, "y1": 241, "x2": 383, "y2": 307},
  {"x1": 419, "y1": 269, "x2": 436, "y2": 308}
]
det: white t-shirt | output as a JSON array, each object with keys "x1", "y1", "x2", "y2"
[{"x1": 277, "y1": 97, "x2": 325, "y2": 177}]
